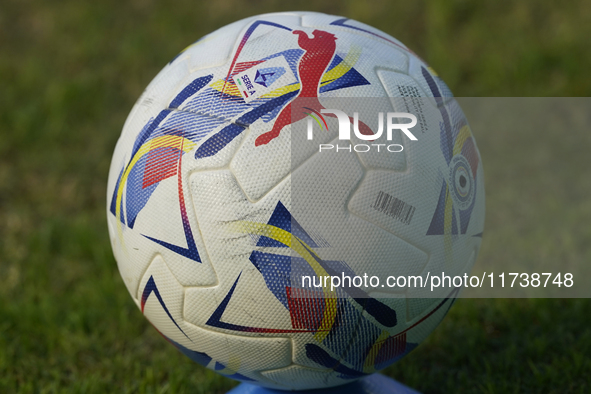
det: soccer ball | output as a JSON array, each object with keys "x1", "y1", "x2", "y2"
[{"x1": 107, "y1": 11, "x2": 484, "y2": 390}]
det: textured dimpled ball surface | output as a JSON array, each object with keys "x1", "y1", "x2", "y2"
[{"x1": 106, "y1": 11, "x2": 484, "y2": 390}]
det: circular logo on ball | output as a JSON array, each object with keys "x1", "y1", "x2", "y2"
[{"x1": 449, "y1": 154, "x2": 474, "y2": 210}]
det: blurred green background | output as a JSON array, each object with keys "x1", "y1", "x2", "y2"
[{"x1": 1, "y1": 0, "x2": 590, "y2": 393}]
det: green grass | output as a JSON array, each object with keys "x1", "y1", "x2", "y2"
[{"x1": 0, "y1": 0, "x2": 589, "y2": 392}]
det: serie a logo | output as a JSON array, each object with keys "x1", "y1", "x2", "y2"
[{"x1": 307, "y1": 109, "x2": 418, "y2": 153}]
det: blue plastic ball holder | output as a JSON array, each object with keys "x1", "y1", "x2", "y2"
[{"x1": 227, "y1": 374, "x2": 420, "y2": 394}]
